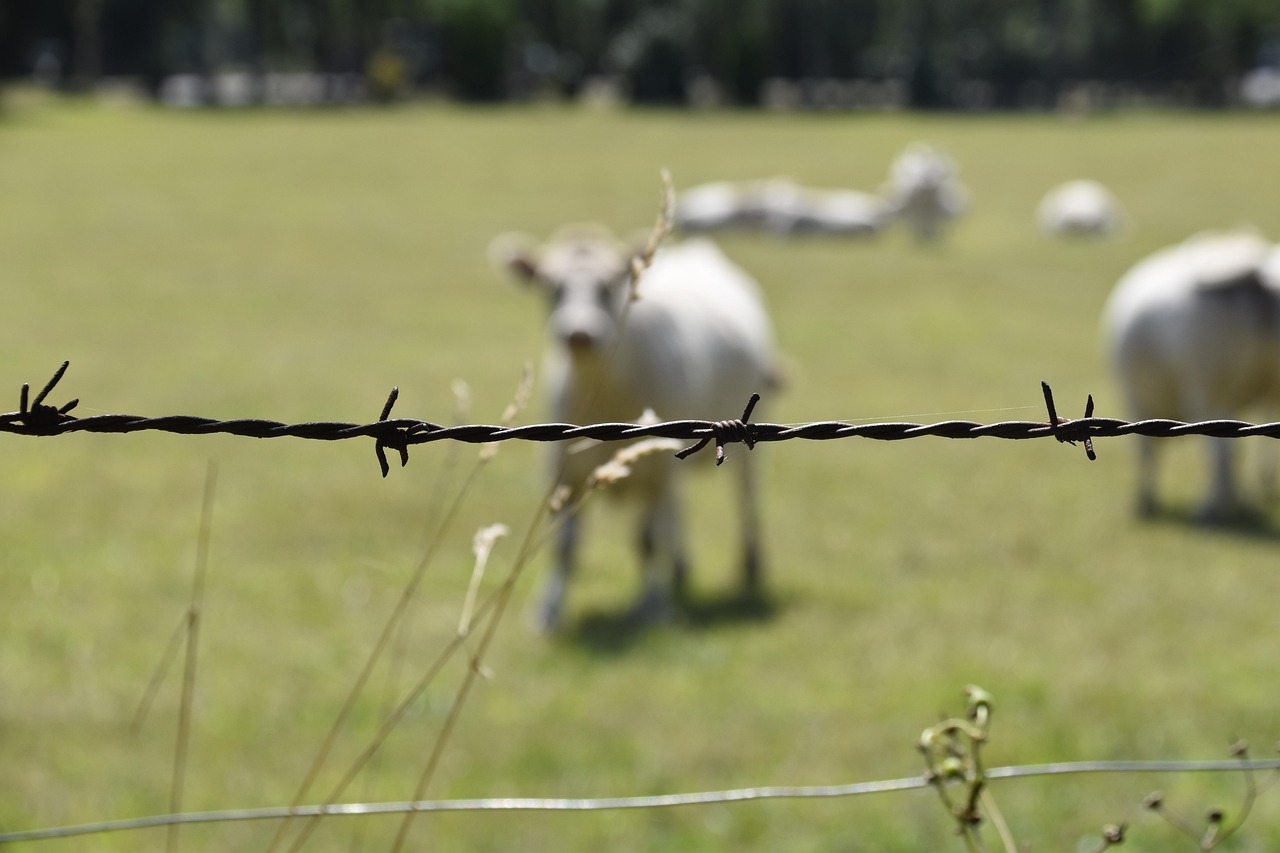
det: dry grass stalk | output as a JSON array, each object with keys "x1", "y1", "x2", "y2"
[
  {"x1": 628, "y1": 167, "x2": 676, "y2": 300},
  {"x1": 480, "y1": 361, "x2": 534, "y2": 461},
  {"x1": 587, "y1": 437, "x2": 686, "y2": 490},
  {"x1": 459, "y1": 523, "x2": 510, "y2": 636},
  {"x1": 548, "y1": 484, "x2": 572, "y2": 513},
  {"x1": 168, "y1": 461, "x2": 219, "y2": 853},
  {"x1": 450, "y1": 379, "x2": 472, "y2": 424}
]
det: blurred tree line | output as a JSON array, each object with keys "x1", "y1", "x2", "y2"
[{"x1": 1, "y1": 0, "x2": 1278, "y2": 106}]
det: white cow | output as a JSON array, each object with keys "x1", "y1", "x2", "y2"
[
  {"x1": 490, "y1": 225, "x2": 779, "y2": 629},
  {"x1": 1037, "y1": 179, "x2": 1123, "y2": 237},
  {"x1": 805, "y1": 189, "x2": 892, "y2": 236},
  {"x1": 755, "y1": 178, "x2": 889, "y2": 237},
  {"x1": 880, "y1": 143, "x2": 968, "y2": 242},
  {"x1": 675, "y1": 178, "x2": 889, "y2": 237},
  {"x1": 1102, "y1": 230, "x2": 1280, "y2": 519},
  {"x1": 673, "y1": 181, "x2": 754, "y2": 232}
]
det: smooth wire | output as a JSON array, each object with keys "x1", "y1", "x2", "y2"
[{"x1": 5, "y1": 759, "x2": 1279, "y2": 844}]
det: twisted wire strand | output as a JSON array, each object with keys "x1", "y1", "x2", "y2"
[
  {"x1": 5, "y1": 411, "x2": 1280, "y2": 445},
  {"x1": 4, "y1": 362, "x2": 1279, "y2": 444},
  {"x1": 4, "y1": 364, "x2": 1279, "y2": 473},
  {"x1": 3, "y1": 759, "x2": 1278, "y2": 844}
]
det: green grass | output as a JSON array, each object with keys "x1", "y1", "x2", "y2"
[{"x1": 3, "y1": 93, "x2": 1280, "y2": 851}]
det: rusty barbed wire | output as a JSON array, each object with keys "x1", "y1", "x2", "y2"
[{"x1": 8, "y1": 362, "x2": 1280, "y2": 477}]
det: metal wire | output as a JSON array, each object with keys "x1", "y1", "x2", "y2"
[
  {"x1": 4, "y1": 362, "x2": 1280, "y2": 476},
  {"x1": 3, "y1": 759, "x2": 1278, "y2": 844},
  {"x1": 10, "y1": 410, "x2": 1280, "y2": 445}
]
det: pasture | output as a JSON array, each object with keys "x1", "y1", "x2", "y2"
[{"x1": 2, "y1": 96, "x2": 1280, "y2": 850}]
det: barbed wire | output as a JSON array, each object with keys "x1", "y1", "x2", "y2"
[
  {"x1": 5, "y1": 362, "x2": 1280, "y2": 477},
  {"x1": 3, "y1": 758, "x2": 1278, "y2": 844}
]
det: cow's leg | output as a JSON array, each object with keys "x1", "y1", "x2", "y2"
[
  {"x1": 634, "y1": 488, "x2": 681, "y2": 623},
  {"x1": 538, "y1": 507, "x2": 577, "y2": 631},
  {"x1": 1260, "y1": 433, "x2": 1278, "y2": 501},
  {"x1": 1248, "y1": 405, "x2": 1278, "y2": 502},
  {"x1": 1135, "y1": 435, "x2": 1158, "y2": 517},
  {"x1": 1199, "y1": 435, "x2": 1238, "y2": 522},
  {"x1": 1187, "y1": 391, "x2": 1238, "y2": 522},
  {"x1": 643, "y1": 507, "x2": 690, "y2": 602},
  {"x1": 736, "y1": 455, "x2": 763, "y2": 594}
]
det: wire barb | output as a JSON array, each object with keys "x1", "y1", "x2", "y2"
[
  {"x1": 374, "y1": 387, "x2": 410, "y2": 478},
  {"x1": 675, "y1": 393, "x2": 760, "y2": 465},
  {"x1": 1041, "y1": 381, "x2": 1096, "y2": 461},
  {"x1": 0, "y1": 361, "x2": 79, "y2": 430}
]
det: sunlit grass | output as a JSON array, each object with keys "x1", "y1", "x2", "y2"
[{"x1": 2, "y1": 96, "x2": 1280, "y2": 850}]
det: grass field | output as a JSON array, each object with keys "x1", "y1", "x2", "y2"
[{"x1": 3, "y1": 92, "x2": 1280, "y2": 851}]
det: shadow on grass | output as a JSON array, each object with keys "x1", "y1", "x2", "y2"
[
  {"x1": 1142, "y1": 503, "x2": 1280, "y2": 541},
  {"x1": 561, "y1": 590, "x2": 781, "y2": 655}
]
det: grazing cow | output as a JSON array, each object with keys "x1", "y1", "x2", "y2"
[
  {"x1": 1037, "y1": 179, "x2": 1123, "y2": 237},
  {"x1": 490, "y1": 226, "x2": 779, "y2": 629},
  {"x1": 880, "y1": 143, "x2": 968, "y2": 242},
  {"x1": 1102, "y1": 230, "x2": 1280, "y2": 519}
]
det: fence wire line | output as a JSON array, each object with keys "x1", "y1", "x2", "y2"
[
  {"x1": 21, "y1": 409, "x2": 1275, "y2": 446},
  {"x1": 4, "y1": 759, "x2": 1279, "y2": 844},
  {"x1": 5, "y1": 364, "x2": 1280, "y2": 473}
]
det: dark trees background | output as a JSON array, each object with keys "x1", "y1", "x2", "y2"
[{"x1": 1, "y1": 0, "x2": 1277, "y2": 106}]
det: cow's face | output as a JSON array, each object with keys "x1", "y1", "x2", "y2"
[
  {"x1": 891, "y1": 144, "x2": 954, "y2": 191},
  {"x1": 505, "y1": 234, "x2": 633, "y2": 355}
]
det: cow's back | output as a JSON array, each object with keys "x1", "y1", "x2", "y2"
[{"x1": 616, "y1": 239, "x2": 776, "y2": 421}]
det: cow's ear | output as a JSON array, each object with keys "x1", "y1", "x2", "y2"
[{"x1": 487, "y1": 232, "x2": 542, "y2": 286}]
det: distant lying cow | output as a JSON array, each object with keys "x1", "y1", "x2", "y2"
[
  {"x1": 1037, "y1": 179, "x2": 1123, "y2": 237},
  {"x1": 674, "y1": 178, "x2": 889, "y2": 237},
  {"x1": 755, "y1": 179, "x2": 890, "y2": 236},
  {"x1": 673, "y1": 181, "x2": 756, "y2": 232},
  {"x1": 1102, "y1": 230, "x2": 1280, "y2": 519},
  {"x1": 490, "y1": 226, "x2": 780, "y2": 629}
]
